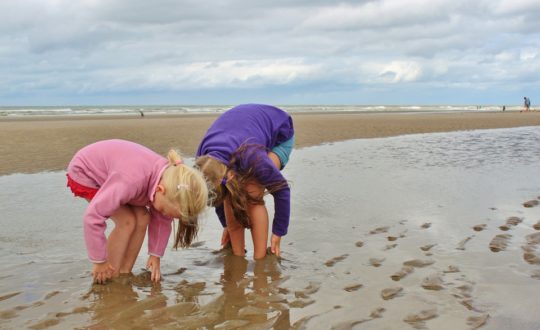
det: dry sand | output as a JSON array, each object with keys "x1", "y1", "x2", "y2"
[{"x1": 1, "y1": 111, "x2": 540, "y2": 175}]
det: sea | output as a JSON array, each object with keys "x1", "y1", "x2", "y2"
[{"x1": 0, "y1": 104, "x2": 515, "y2": 117}]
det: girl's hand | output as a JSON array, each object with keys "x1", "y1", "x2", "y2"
[
  {"x1": 221, "y1": 228, "x2": 230, "y2": 247},
  {"x1": 146, "y1": 255, "x2": 161, "y2": 283},
  {"x1": 270, "y1": 234, "x2": 282, "y2": 257},
  {"x1": 92, "y1": 262, "x2": 115, "y2": 284}
]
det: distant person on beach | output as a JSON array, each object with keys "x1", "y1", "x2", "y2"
[
  {"x1": 66, "y1": 139, "x2": 208, "y2": 283},
  {"x1": 196, "y1": 104, "x2": 294, "y2": 259},
  {"x1": 523, "y1": 97, "x2": 531, "y2": 112},
  {"x1": 502, "y1": 105, "x2": 506, "y2": 111}
]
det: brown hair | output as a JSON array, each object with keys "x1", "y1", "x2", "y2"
[
  {"x1": 161, "y1": 149, "x2": 209, "y2": 249},
  {"x1": 195, "y1": 144, "x2": 287, "y2": 229}
]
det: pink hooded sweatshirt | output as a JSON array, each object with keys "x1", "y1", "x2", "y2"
[{"x1": 67, "y1": 139, "x2": 172, "y2": 263}]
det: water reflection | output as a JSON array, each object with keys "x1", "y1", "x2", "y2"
[
  {"x1": 84, "y1": 274, "x2": 166, "y2": 328},
  {"x1": 78, "y1": 250, "x2": 291, "y2": 329},
  {"x1": 220, "y1": 251, "x2": 291, "y2": 329}
]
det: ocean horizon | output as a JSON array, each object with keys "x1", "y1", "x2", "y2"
[{"x1": 0, "y1": 104, "x2": 518, "y2": 118}]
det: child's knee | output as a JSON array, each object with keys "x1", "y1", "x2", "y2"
[
  {"x1": 245, "y1": 181, "x2": 265, "y2": 200},
  {"x1": 111, "y1": 207, "x2": 137, "y2": 232},
  {"x1": 134, "y1": 207, "x2": 151, "y2": 228}
]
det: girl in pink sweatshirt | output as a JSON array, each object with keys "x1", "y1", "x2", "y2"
[{"x1": 67, "y1": 139, "x2": 208, "y2": 283}]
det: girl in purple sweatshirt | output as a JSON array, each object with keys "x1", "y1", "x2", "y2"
[
  {"x1": 196, "y1": 104, "x2": 294, "y2": 259},
  {"x1": 67, "y1": 139, "x2": 208, "y2": 283}
]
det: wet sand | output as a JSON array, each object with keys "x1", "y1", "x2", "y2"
[
  {"x1": 1, "y1": 114, "x2": 540, "y2": 329},
  {"x1": 1, "y1": 111, "x2": 540, "y2": 175}
]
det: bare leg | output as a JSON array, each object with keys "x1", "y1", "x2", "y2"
[
  {"x1": 223, "y1": 197, "x2": 246, "y2": 257},
  {"x1": 107, "y1": 206, "x2": 137, "y2": 276},
  {"x1": 119, "y1": 206, "x2": 150, "y2": 273},
  {"x1": 249, "y1": 204, "x2": 269, "y2": 259},
  {"x1": 246, "y1": 181, "x2": 269, "y2": 260},
  {"x1": 223, "y1": 152, "x2": 281, "y2": 259}
]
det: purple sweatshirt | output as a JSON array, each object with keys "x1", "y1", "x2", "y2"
[
  {"x1": 196, "y1": 104, "x2": 294, "y2": 236},
  {"x1": 67, "y1": 139, "x2": 173, "y2": 263}
]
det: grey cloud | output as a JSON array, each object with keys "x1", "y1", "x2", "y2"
[{"x1": 0, "y1": 0, "x2": 539, "y2": 104}]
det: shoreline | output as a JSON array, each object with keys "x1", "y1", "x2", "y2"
[{"x1": 1, "y1": 111, "x2": 540, "y2": 176}]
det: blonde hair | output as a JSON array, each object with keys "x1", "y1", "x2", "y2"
[
  {"x1": 195, "y1": 155, "x2": 228, "y2": 207},
  {"x1": 161, "y1": 149, "x2": 209, "y2": 249}
]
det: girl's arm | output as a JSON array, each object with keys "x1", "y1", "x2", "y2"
[
  {"x1": 146, "y1": 210, "x2": 173, "y2": 282},
  {"x1": 252, "y1": 151, "x2": 291, "y2": 236},
  {"x1": 147, "y1": 210, "x2": 173, "y2": 258}
]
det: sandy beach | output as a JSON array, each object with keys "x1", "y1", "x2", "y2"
[
  {"x1": 1, "y1": 111, "x2": 540, "y2": 175},
  {"x1": 1, "y1": 111, "x2": 540, "y2": 329}
]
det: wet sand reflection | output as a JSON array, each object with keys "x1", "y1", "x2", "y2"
[{"x1": 74, "y1": 250, "x2": 291, "y2": 329}]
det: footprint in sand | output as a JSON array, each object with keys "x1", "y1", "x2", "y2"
[
  {"x1": 506, "y1": 216, "x2": 523, "y2": 226},
  {"x1": 443, "y1": 265, "x2": 460, "y2": 273},
  {"x1": 29, "y1": 318, "x2": 61, "y2": 329},
  {"x1": 403, "y1": 259, "x2": 435, "y2": 268},
  {"x1": 403, "y1": 309, "x2": 438, "y2": 327},
  {"x1": 522, "y1": 232, "x2": 540, "y2": 265},
  {"x1": 381, "y1": 287, "x2": 403, "y2": 300},
  {"x1": 472, "y1": 224, "x2": 487, "y2": 232},
  {"x1": 420, "y1": 244, "x2": 437, "y2": 251},
  {"x1": 370, "y1": 307, "x2": 385, "y2": 318},
  {"x1": 343, "y1": 284, "x2": 363, "y2": 292},
  {"x1": 421, "y1": 273, "x2": 444, "y2": 291},
  {"x1": 355, "y1": 240, "x2": 364, "y2": 247},
  {"x1": 499, "y1": 225, "x2": 511, "y2": 231},
  {"x1": 499, "y1": 216, "x2": 523, "y2": 231},
  {"x1": 523, "y1": 251, "x2": 540, "y2": 265},
  {"x1": 289, "y1": 299, "x2": 315, "y2": 308},
  {"x1": 369, "y1": 258, "x2": 385, "y2": 267},
  {"x1": 420, "y1": 222, "x2": 432, "y2": 229},
  {"x1": 0, "y1": 309, "x2": 17, "y2": 320},
  {"x1": 533, "y1": 221, "x2": 540, "y2": 230},
  {"x1": 383, "y1": 243, "x2": 398, "y2": 251},
  {"x1": 452, "y1": 280, "x2": 486, "y2": 313},
  {"x1": 369, "y1": 226, "x2": 390, "y2": 234},
  {"x1": 44, "y1": 291, "x2": 60, "y2": 300},
  {"x1": 523, "y1": 200, "x2": 539, "y2": 208},
  {"x1": 467, "y1": 314, "x2": 490, "y2": 329},
  {"x1": 526, "y1": 232, "x2": 540, "y2": 245},
  {"x1": 0, "y1": 292, "x2": 21, "y2": 302},
  {"x1": 456, "y1": 236, "x2": 473, "y2": 250},
  {"x1": 391, "y1": 266, "x2": 414, "y2": 281},
  {"x1": 530, "y1": 269, "x2": 540, "y2": 280},
  {"x1": 294, "y1": 282, "x2": 321, "y2": 299},
  {"x1": 489, "y1": 234, "x2": 511, "y2": 252},
  {"x1": 324, "y1": 254, "x2": 349, "y2": 267}
]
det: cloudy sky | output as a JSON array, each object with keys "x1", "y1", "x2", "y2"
[{"x1": 1, "y1": 0, "x2": 539, "y2": 105}]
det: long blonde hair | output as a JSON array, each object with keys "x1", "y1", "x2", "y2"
[
  {"x1": 161, "y1": 149, "x2": 209, "y2": 249},
  {"x1": 195, "y1": 144, "x2": 287, "y2": 229}
]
